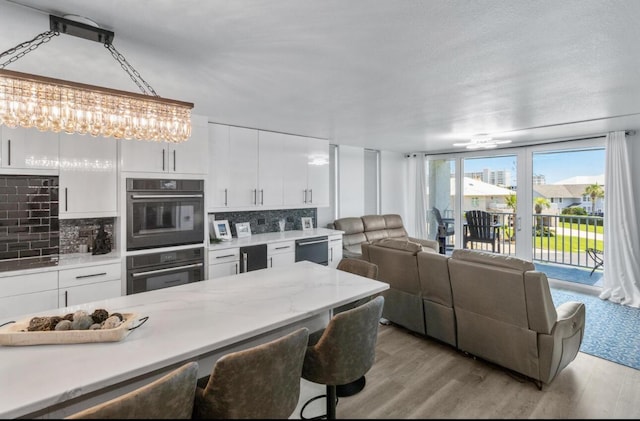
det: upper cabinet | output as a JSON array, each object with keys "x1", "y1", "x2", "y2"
[
  {"x1": 120, "y1": 114, "x2": 208, "y2": 174},
  {"x1": 208, "y1": 123, "x2": 329, "y2": 211},
  {"x1": 58, "y1": 133, "x2": 117, "y2": 219},
  {"x1": 282, "y1": 135, "x2": 329, "y2": 207},
  {"x1": 0, "y1": 126, "x2": 59, "y2": 172}
]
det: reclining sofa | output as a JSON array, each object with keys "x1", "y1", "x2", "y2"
[
  {"x1": 330, "y1": 214, "x2": 439, "y2": 258},
  {"x1": 361, "y1": 240, "x2": 586, "y2": 386}
]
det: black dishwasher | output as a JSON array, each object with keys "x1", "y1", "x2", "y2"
[
  {"x1": 239, "y1": 244, "x2": 268, "y2": 273},
  {"x1": 295, "y1": 236, "x2": 329, "y2": 265}
]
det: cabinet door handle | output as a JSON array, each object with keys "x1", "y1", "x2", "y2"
[
  {"x1": 260, "y1": 189, "x2": 264, "y2": 205},
  {"x1": 235, "y1": 263, "x2": 238, "y2": 274},
  {"x1": 65, "y1": 188, "x2": 68, "y2": 212},
  {"x1": 253, "y1": 189, "x2": 257, "y2": 205},
  {"x1": 75, "y1": 272, "x2": 107, "y2": 279},
  {"x1": 173, "y1": 150, "x2": 176, "y2": 171},
  {"x1": 274, "y1": 246, "x2": 290, "y2": 250},
  {"x1": 162, "y1": 149, "x2": 165, "y2": 171},
  {"x1": 64, "y1": 290, "x2": 68, "y2": 307},
  {"x1": 309, "y1": 189, "x2": 313, "y2": 203},
  {"x1": 216, "y1": 254, "x2": 236, "y2": 259},
  {"x1": 224, "y1": 188, "x2": 228, "y2": 206},
  {"x1": 242, "y1": 252, "x2": 248, "y2": 273},
  {"x1": 303, "y1": 189, "x2": 307, "y2": 203},
  {"x1": 7, "y1": 139, "x2": 10, "y2": 166},
  {"x1": 269, "y1": 257, "x2": 273, "y2": 268},
  {"x1": 330, "y1": 247, "x2": 333, "y2": 262}
]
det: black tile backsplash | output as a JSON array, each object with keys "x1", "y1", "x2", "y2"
[
  {"x1": 0, "y1": 175, "x2": 59, "y2": 260},
  {"x1": 210, "y1": 208, "x2": 317, "y2": 238}
]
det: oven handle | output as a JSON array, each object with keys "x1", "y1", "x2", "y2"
[
  {"x1": 130, "y1": 194, "x2": 204, "y2": 199},
  {"x1": 131, "y1": 262, "x2": 203, "y2": 278},
  {"x1": 297, "y1": 239, "x2": 328, "y2": 246}
]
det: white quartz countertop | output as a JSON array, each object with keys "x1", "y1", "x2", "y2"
[
  {"x1": 209, "y1": 228, "x2": 343, "y2": 250},
  {"x1": 0, "y1": 252, "x2": 121, "y2": 278},
  {"x1": 0, "y1": 261, "x2": 388, "y2": 419}
]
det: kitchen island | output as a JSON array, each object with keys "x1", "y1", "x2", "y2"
[{"x1": 0, "y1": 261, "x2": 388, "y2": 419}]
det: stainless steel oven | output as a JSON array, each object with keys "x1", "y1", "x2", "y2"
[
  {"x1": 127, "y1": 247, "x2": 204, "y2": 295},
  {"x1": 126, "y1": 178, "x2": 204, "y2": 251}
]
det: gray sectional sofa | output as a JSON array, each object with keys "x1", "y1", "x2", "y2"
[{"x1": 361, "y1": 240, "x2": 586, "y2": 386}]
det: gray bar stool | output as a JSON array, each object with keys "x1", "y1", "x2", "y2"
[
  {"x1": 300, "y1": 295, "x2": 385, "y2": 420},
  {"x1": 66, "y1": 361, "x2": 198, "y2": 419},
  {"x1": 192, "y1": 327, "x2": 309, "y2": 419}
]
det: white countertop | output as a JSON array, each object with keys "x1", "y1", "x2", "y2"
[
  {"x1": 0, "y1": 252, "x2": 121, "y2": 278},
  {"x1": 0, "y1": 261, "x2": 387, "y2": 418},
  {"x1": 209, "y1": 228, "x2": 343, "y2": 250}
]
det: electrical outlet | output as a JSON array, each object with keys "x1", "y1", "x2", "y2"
[{"x1": 257, "y1": 218, "x2": 265, "y2": 225}]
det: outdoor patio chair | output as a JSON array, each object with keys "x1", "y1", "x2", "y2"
[
  {"x1": 464, "y1": 210, "x2": 500, "y2": 253},
  {"x1": 586, "y1": 248, "x2": 604, "y2": 276}
]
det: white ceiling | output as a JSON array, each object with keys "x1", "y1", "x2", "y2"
[{"x1": 2, "y1": 0, "x2": 640, "y2": 153}]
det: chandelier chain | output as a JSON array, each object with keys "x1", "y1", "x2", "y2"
[
  {"x1": 105, "y1": 43, "x2": 159, "y2": 97},
  {"x1": 0, "y1": 31, "x2": 59, "y2": 69}
]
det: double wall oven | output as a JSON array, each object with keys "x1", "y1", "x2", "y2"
[{"x1": 126, "y1": 178, "x2": 205, "y2": 294}]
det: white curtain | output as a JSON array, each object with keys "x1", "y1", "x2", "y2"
[
  {"x1": 404, "y1": 154, "x2": 428, "y2": 239},
  {"x1": 414, "y1": 156, "x2": 429, "y2": 239},
  {"x1": 599, "y1": 131, "x2": 640, "y2": 307}
]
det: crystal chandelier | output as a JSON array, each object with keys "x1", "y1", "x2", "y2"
[{"x1": 0, "y1": 15, "x2": 193, "y2": 143}]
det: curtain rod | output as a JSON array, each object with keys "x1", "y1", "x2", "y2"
[{"x1": 404, "y1": 130, "x2": 635, "y2": 158}]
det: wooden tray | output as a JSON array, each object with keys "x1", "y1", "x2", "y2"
[{"x1": 0, "y1": 313, "x2": 141, "y2": 346}]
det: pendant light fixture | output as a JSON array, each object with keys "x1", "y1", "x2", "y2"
[{"x1": 0, "y1": 14, "x2": 194, "y2": 143}]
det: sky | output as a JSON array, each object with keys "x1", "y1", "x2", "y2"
[{"x1": 462, "y1": 149, "x2": 605, "y2": 185}]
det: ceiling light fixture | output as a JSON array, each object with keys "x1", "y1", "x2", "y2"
[
  {"x1": 0, "y1": 14, "x2": 193, "y2": 143},
  {"x1": 453, "y1": 134, "x2": 512, "y2": 149}
]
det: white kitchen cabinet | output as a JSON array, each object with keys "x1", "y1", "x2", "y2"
[
  {"x1": 208, "y1": 123, "x2": 231, "y2": 208},
  {"x1": 0, "y1": 271, "x2": 59, "y2": 319},
  {"x1": 267, "y1": 240, "x2": 295, "y2": 268},
  {"x1": 58, "y1": 133, "x2": 117, "y2": 218},
  {"x1": 58, "y1": 263, "x2": 122, "y2": 307},
  {"x1": 282, "y1": 134, "x2": 330, "y2": 207},
  {"x1": 208, "y1": 247, "x2": 240, "y2": 279},
  {"x1": 257, "y1": 131, "x2": 284, "y2": 207},
  {"x1": 0, "y1": 126, "x2": 59, "y2": 172},
  {"x1": 306, "y1": 137, "x2": 330, "y2": 207},
  {"x1": 328, "y1": 234, "x2": 343, "y2": 268},
  {"x1": 228, "y1": 126, "x2": 259, "y2": 207},
  {"x1": 120, "y1": 114, "x2": 208, "y2": 174}
]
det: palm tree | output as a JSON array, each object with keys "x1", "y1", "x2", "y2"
[
  {"x1": 534, "y1": 197, "x2": 551, "y2": 235},
  {"x1": 583, "y1": 183, "x2": 604, "y2": 215},
  {"x1": 505, "y1": 194, "x2": 517, "y2": 212}
]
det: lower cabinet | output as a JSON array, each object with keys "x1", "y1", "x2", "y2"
[
  {"x1": 267, "y1": 240, "x2": 295, "y2": 268},
  {"x1": 58, "y1": 263, "x2": 122, "y2": 307},
  {"x1": 328, "y1": 234, "x2": 343, "y2": 268},
  {"x1": 208, "y1": 248, "x2": 240, "y2": 279},
  {"x1": 0, "y1": 262, "x2": 123, "y2": 320}
]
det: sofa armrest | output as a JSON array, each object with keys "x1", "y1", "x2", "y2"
[
  {"x1": 407, "y1": 237, "x2": 439, "y2": 252},
  {"x1": 552, "y1": 301, "x2": 586, "y2": 339}
]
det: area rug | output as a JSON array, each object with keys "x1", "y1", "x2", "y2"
[
  {"x1": 535, "y1": 262, "x2": 602, "y2": 287},
  {"x1": 550, "y1": 287, "x2": 640, "y2": 370}
]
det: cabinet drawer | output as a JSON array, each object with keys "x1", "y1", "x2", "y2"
[
  {"x1": 267, "y1": 241, "x2": 295, "y2": 255},
  {"x1": 59, "y1": 263, "x2": 121, "y2": 288},
  {"x1": 209, "y1": 248, "x2": 240, "y2": 264},
  {"x1": 0, "y1": 271, "x2": 58, "y2": 298},
  {"x1": 0, "y1": 290, "x2": 59, "y2": 320}
]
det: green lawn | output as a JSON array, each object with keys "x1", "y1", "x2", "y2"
[
  {"x1": 558, "y1": 221, "x2": 604, "y2": 235},
  {"x1": 533, "y1": 233, "x2": 603, "y2": 252}
]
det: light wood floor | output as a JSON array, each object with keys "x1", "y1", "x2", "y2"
[{"x1": 333, "y1": 324, "x2": 640, "y2": 419}]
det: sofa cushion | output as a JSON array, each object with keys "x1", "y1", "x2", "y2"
[
  {"x1": 334, "y1": 217, "x2": 365, "y2": 235},
  {"x1": 451, "y1": 249, "x2": 535, "y2": 271},
  {"x1": 365, "y1": 230, "x2": 389, "y2": 243},
  {"x1": 362, "y1": 215, "x2": 386, "y2": 231},
  {"x1": 374, "y1": 238, "x2": 423, "y2": 255}
]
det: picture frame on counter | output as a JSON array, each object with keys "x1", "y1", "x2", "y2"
[
  {"x1": 213, "y1": 220, "x2": 232, "y2": 241},
  {"x1": 235, "y1": 222, "x2": 252, "y2": 238},
  {"x1": 301, "y1": 217, "x2": 313, "y2": 231}
]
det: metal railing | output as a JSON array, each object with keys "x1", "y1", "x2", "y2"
[{"x1": 476, "y1": 212, "x2": 603, "y2": 269}]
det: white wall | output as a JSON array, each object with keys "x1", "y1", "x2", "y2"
[
  {"x1": 337, "y1": 145, "x2": 365, "y2": 218},
  {"x1": 380, "y1": 150, "x2": 408, "y2": 221}
]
